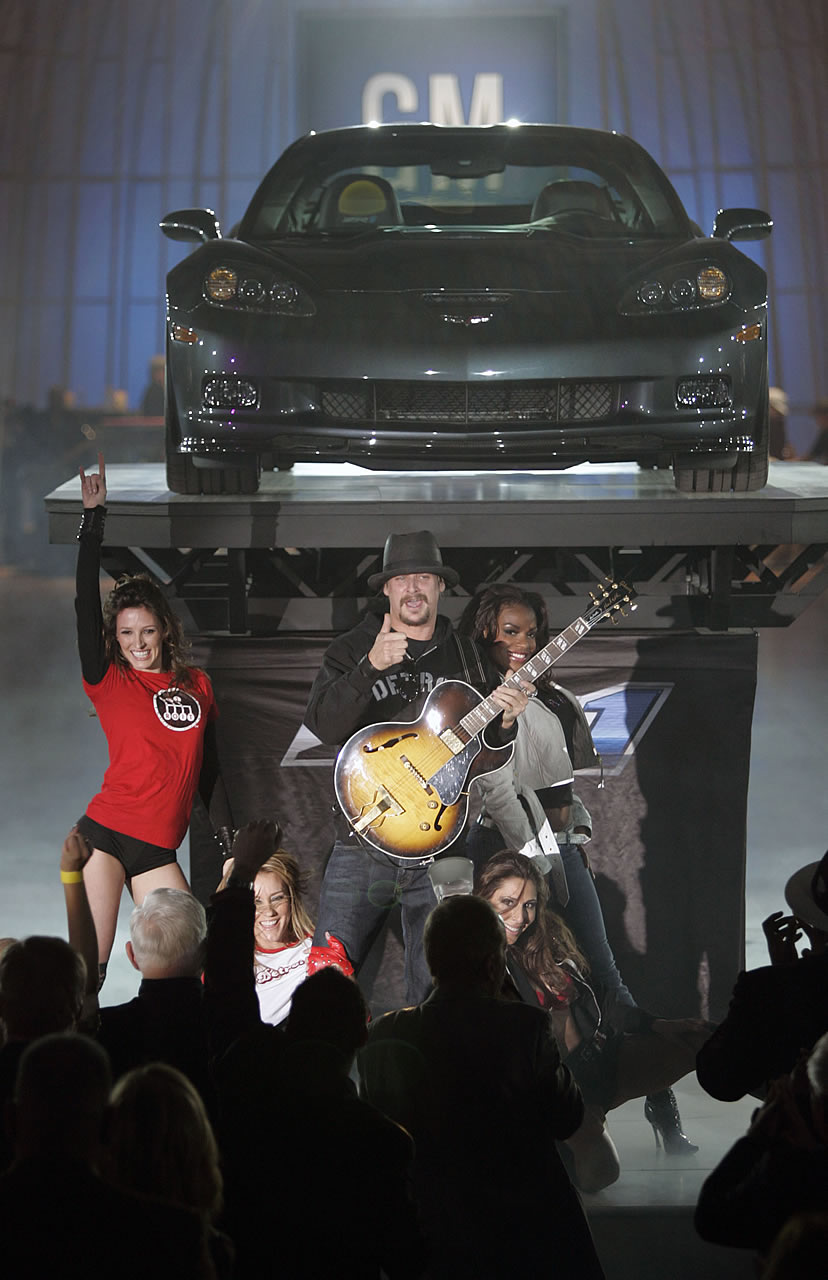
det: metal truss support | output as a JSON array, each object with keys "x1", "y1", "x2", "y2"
[{"x1": 96, "y1": 540, "x2": 828, "y2": 635}]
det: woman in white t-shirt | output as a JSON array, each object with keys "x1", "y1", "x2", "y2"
[{"x1": 221, "y1": 848, "x2": 314, "y2": 1025}]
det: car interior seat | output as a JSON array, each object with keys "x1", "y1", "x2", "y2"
[
  {"x1": 531, "y1": 179, "x2": 616, "y2": 222},
  {"x1": 318, "y1": 173, "x2": 403, "y2": 229}
]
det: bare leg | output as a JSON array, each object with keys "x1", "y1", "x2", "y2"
[
  {"x1": 563, "y1": 1103, "x2": 621, "y2": 1192},
  {"x1": 83, "y1": 848, "x2": 127, "y2": 965},
  {"x1": 131, "y1": 860, "x2": 190, "y2": 905}
]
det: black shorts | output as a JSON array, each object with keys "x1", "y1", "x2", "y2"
[{"x1": 76, "y1": 814, "x2": 178, "y2": 878}]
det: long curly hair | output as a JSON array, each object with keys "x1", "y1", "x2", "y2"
[
  {"x1": 102, "y1": 574, "x2": 195, "y2": 685},
  {"x1": 457, "y1": 584, "x2": 551, "y2": 652},
  {"x1": 474, "y1": 850, "x2": 589, "y2": 1000}
]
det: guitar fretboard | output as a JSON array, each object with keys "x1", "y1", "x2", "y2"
[{"x1": 456, "y1": 594, "x2": 625, "y2": 743}]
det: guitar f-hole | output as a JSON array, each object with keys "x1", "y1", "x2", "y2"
[{"x1": 363, "y1": 732, "x2": 417, "y2": 754}]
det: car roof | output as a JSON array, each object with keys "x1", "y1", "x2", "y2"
[{"x1": 297, "y1": 121, "x2": 636, "y2": 146}]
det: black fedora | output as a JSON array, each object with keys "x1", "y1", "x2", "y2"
[
  {"x1": 784, "y1": 850, "x2": 828, "y2": 933},
  {"x1": 367, "y1": 530, "x2": 459, "y2": 592}
]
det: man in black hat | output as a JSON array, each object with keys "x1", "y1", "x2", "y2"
[
  {"x1": 697, "y1": 850, "x2": 828, "y2": 1103},
  {"x1": 304, "y1": 530, "x2": 531, "y2": 1004}
]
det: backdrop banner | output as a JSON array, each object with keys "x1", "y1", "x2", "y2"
[{"x1": 190, "y1": 627, "x2": 757, "y2": 1020}]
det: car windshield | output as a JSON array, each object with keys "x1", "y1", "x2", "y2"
[{"x1": 242, "y1": 127, "x2": 690, "y2": 242}]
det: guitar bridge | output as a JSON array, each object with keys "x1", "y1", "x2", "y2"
[{"x1": 352, "y1": 785, "x2": 404, "y2": 834}]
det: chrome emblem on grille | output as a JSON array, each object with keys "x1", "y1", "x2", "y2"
[
  {"x1": 422, "y1": 291, "x2": 511, "y2": 327},
  {"x1": 441, "y1": 312, "x2": 492, "y2": 326}
]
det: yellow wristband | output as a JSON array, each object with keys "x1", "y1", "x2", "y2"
[{"x1": 60, "y1": 869, "x2": 84, "y2": 884}]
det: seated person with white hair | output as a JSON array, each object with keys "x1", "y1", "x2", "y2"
[{"x1": 98, "y1": 887, "x2": 213, "y2": 1108}]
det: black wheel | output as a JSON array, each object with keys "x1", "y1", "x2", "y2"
[
  {"x1": 166, "y1": 453, "x2": 262, "y2": 495},
  {"x1": 164, "y1": 374, "x2": 200, "y2": 493},
  {"x1": 673, "y1": 371, "x2": 770, "y2": 494},
  {"x1": 164, "y1": 371, "x2": 261, "y2": 494},
  {"x1": 672, "y1": 464, "x2": 730, "y2": 493},
  {"x1": 732, "y1": 378, "x2": 770, "y2": 492},
  {"x1": 217, "y1": 460, "x2": 262, "y2": 494},
  {"x1": 166, "y1": 448, "x2": 202, "y2": 494}
]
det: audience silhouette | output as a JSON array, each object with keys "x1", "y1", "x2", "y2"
[
  {"x1": 697, "y1": 850, "x2": 828, "y2": 1102},
  {"x1": 359, "y1": 893, "x2": 606, "y2": 1279},
  {"x1": 206, "y1": 819, "x2": 426, "y2": 1278},
  {"x1": 0, "y1": 1034, "x2": 217, "y2": 1278},
  {"x1": 695, "y1": 1031, "x2": 828, "y2": 1263}
]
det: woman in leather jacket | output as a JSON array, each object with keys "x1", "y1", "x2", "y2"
[{"x1": 476, "y1": 851, "x2": 712, "y2": 1186}]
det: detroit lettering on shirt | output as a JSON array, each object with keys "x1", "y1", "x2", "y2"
[{"x1": 369, "y1": 636, "x2": 441, "y2": 705}]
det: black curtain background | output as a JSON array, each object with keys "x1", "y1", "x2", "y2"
[{"x1": 190, "y1": 629, "x2": 757, "y2": 1020}]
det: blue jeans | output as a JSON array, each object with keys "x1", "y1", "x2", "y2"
[
  {"x1": 313, "y1": 837, "x2": 437, "y2": 1005},
  {"x1": 558, "y1": 839, "x2": 635, "y2": 1009},
  {"x1": 463, "y1": 824, "x2": 636, "y2": 1008}
]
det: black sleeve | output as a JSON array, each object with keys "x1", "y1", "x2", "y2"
[
  {"x1": 204, "y1": 886, "x2": 262, "y2": 1063},
  {"x1": 75, "y1": 509, "x2": 109, "y2": 685},
  {"x1": 303, "y1": 632, "x2": 382, "y2": 744},
  {"x1": 197, "y1": 721, "x2": 234, "y2": 837}
]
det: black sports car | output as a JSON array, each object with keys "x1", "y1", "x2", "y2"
[{"x1": 161, "y1": 122, "x2": 772, "y2": 494}]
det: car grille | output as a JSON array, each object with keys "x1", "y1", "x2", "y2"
[{"x1": 320, "y1": 381, "x2": 616, "y2": 426}]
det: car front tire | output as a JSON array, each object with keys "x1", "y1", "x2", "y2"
[
  {"x1": 165, "y1": 376, "x2": 261, "y2": 494},
  {"x1": 165, "y1": 446, "x2": 262, "y2": 495}
]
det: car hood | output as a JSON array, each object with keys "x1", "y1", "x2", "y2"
[{"x1": 234, "y1": 229, "x2": 707, "y2": 295}]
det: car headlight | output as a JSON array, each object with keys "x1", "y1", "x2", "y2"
[
  {"x1": 205, "y1": 267, "x2": 238, "y2": 301},
  {"x1": 619, "y1": 264, "x2": 731, "y2": 315},
  {"x1": 203, "y1": 265, "x2": 315, "y2": 316}
]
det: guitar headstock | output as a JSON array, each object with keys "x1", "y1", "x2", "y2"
[{"x1": 586, "y1": 579, "x2": 637, "y2": 625}]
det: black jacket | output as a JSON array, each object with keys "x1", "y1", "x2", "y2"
[
  {"x1": 304, "y1": 606, "x2": 499, "y2": 745},
  {"x1": 697, "y1": 950, "x2": 828, "y2": 1102},
  {"x1": 359, "y1": 987, "x2": 605, "y2": 1279}
]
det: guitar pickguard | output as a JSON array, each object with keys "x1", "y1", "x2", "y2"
[{"x1": 428, "y1": 738, "x2": 482, "y2": 806}]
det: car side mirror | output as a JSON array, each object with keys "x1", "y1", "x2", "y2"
[
  {"x1": 160, "y1": 209, "x2": 222, "y2": 243},
  {"x1": 711, "y1": 208, "x2": 773, "y2": 242}
]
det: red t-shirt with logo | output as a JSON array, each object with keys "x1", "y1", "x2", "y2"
[{"x1": 83, "y1": 663, "x2": 217, "y2": 849}]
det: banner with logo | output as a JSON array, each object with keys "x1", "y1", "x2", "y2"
[
  {"x1": 191, "y1": 628, "x2": 757, "y2": 1020},
  {"x1": 295, "y1": 11, "x2": 566, "y2": 131}
]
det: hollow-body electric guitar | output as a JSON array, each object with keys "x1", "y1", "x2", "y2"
[{"x1": 334, "y1": 580, "x2": 636, "y2": 861}]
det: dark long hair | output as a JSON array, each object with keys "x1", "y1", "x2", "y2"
[
  {"x1": 457, "y1": 584, "x2": 551, "y2": 653},
  {"x1": 475, "y1": 851, "x2": 589, "y2": 999},
  {"x1": 102, "y1": 574, "x2": 196, "y2": 686}
]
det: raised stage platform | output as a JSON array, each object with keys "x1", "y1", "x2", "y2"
[
  {"x1": 46, "y1": 459, "x2": 828, "y2": 633},
  {"x1": 37, "y1": 460, "x2": 828, "y2": 1278}
]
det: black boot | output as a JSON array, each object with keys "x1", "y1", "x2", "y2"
[{"x1": 644, "y1": 1088, "x2": 698, "y2": 1155}]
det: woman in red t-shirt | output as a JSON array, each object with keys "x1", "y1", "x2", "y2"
[{"x1": 75, "y1": 454, "x2": 233, "y2": 985}]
